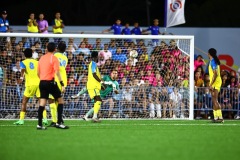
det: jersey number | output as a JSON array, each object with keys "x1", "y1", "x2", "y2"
[
  {"x1": 59, "y1": 58, "x2": 66, "y2": 67},
  {"x1": 29, "y1": 62, "x2": 34, "y2": 69}
]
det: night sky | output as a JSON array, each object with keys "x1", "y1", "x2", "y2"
[{"x1": 1, "y1": 0, "x2": 240, "y2": 27}]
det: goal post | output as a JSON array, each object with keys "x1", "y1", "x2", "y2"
[{"x1": 0, "y1": 33, "x2": 194, "y2": 120}]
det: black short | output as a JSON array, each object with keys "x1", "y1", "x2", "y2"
[{"x1": 39, "y1": 80, "x2": 62, "y2": 99}]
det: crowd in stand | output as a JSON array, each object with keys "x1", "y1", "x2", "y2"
[{"x1": 0, "y1": 10, "x2": 239, "y2": 119}]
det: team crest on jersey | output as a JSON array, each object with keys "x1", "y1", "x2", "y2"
[{"x1": 170, "y1": 0, "x2": 182, "y2": 12}]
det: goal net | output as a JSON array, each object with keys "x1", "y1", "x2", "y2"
[{"x1": 0, "y1": 33, "x2": 194, "y2": 120}]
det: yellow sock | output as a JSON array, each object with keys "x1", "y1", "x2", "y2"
[
  {"x1": 213, "y1": 110, "x2": 218, "y2": 120},
  {"x1": 93, "y1": 101, "x2": 102, "y2": 118},
  {"x1": 217, "y1": 109, "x2": 223, "y2": 119},
  {"x1": 20, "y1": 111, "x2": 25, "y2": 120},
  {"x1": 50, "y1": 103, "x2": 57, "y2": 123},
  {"x1": 43, "y1": 109, "x2": 47, "y2": 119}
]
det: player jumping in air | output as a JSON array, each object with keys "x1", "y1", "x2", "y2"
[
  {"x1": 71, "y1": 69, "x2": 119, "y2": 120},
  {"x1": 208, "y1": 48, "x2": 224, "y2": 123}
]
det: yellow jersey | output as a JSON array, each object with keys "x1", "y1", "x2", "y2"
[
  {"x1": 53, "y1": 19, "x2": 63, "y2": 34},
  {"x1": 27, "y1": 19, "x2": 38, "y2": 33},
  {"x1": 87, "y1": 61, "x2": 101, "y2": 90},
  {"x1": 209, "y1": 59, "x2": 222, "y2": 87},
  {"x1": 20, "y1": 59, "x2": 40, "y2": 87},
  {"x1": 54, "y1": 52, "x2": 68, "y2": 87}
]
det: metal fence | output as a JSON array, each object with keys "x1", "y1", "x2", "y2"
[
  {"x1": 194, "y1": 87, "x2": 240, "y2": 119},
  {"x1": 0, "y1": 84, "x2": 239, "y2": 119}
]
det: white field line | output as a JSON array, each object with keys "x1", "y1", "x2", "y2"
[{"x1": 0, "y1": 123, "x2": 240, "y2": 127}]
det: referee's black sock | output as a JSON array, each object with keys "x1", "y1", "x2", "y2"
[
  {"x1": 57, "y1": 104, "x2": 63, "y2": 124},
  {"x1": 38, "y1": 106, "x2": 45, "y2": 126}
]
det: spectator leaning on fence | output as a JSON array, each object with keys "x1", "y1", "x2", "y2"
[
  {"x1": 27, "y1": 13, "x2": 38, "y2": 46},
  {"x1": 52, "y1": 12, "x2": 64, "y2": 44},
  {"x1": 0, "y1": 10, "x2": 9, "y2": 33},
  {"x1": 37, "y1": 13, "x2": 49, "y2": 49}
]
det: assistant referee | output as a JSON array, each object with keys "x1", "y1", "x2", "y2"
[{"x1": 37, "y1": 42, "x2": 69, "y2": 130}]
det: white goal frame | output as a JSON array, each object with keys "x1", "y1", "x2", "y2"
[{"x1": 0, "y1": 33, "x2": 194, "y2": 120}]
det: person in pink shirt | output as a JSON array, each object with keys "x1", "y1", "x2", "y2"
[
  {"x1": 97, "y1": 52, "x2": 105, "y2": 67},
  {"x1": 194, "y1": 55, "x2": 206, "y2": 71},
  {"x1": 152, "y1": 73, "x2": 163, "y2": 86},
  {"x1": 172, "y1": 46, "x2": 181, "y2": 57},
  {"x1": 37, "y1": 13, "x2": 48, "y2": 48},
  {"x1": 145, "y1": 61, "x2": 153, "y2": 71},
  {"x1": 143, "y1": 70, "x2": 155, "y2": 85},
  {"x1": 98, "y1": 44, "x2": 112, "y2": 60}
]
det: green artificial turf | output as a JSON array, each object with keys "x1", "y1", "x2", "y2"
[{"x1": 0, "y1": 120, "x2": 240, "y2": 160}]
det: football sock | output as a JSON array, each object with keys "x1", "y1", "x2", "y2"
[
  {"x1": 77, "y1": 87, "x2": 87, "y2": 96},
  {"x1": 43, "y1": 109, "x2": 47, "y2": 119},
  {"x1": 93, "y1": 101, "x2": 102, "y2": 119},
  {"x1": 85, "y1": 108, "x2": 94, "y2": 117},
  {"x1": 213, "y1": 110, "x2": 218, "y2": 120},
  {"x1": 217, "y1": 109, "x2": 223, "y2": 119},
  {"x1": 57, "y1": 104, "x2": 63, "y2": 124},
  {"x1": 20, "y1": 111, "x2": 25, "y2": 120},
  {"x1": 50, "y1": 103, "x2": 57, "y2": 123},
  {"x1": 38, "y1": 106, "x2": 44, "y2": 126}
]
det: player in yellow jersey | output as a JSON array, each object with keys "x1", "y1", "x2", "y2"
[
  {"x1": 208, "y1": 48, "x2": 223, "y2": 123},
  {"x1": 87, "y1": 51, "x2": 106, "y2": 122},
  {"x1": 14, "y1": 48, "x2": 48, "y2": 125},
  {"x1": 48, "y1": 41, "x2": 68, "y2": 127}
]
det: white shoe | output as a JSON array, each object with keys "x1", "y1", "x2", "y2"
[
  {"x1": 82, "y1": 116, "x2": 90, "y2": 121},
  {"x1": 235, "y1": 116, "x2": 240, "y2": 120},
  {"x1": 71, "y1": 95, "x2": 79, "y2": 99}
]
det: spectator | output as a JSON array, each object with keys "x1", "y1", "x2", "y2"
[
  {"x1": 194, "y1": 55, "x2": 206, "y2": 71},
  {"x1": 75, "y1": 42, "x2": 90, "y2": 57},
  {"x1": 112, "y1": 47, "x2": 127, "y2": 64},
  {"x1": 122, "y1": 83, "x2": 134, "y2": 117},
  {"x1": 27, "y1": 13, "x2": 38, "y2": 46},
  {"x1": 194, "y1": 71, "x2": 204, "y2": 87},
  {"x1": 20, "y1": 37, "x2": 30, "y2": 49},
  {"x1": 220, "y1": 88, "x2": 232, "y2": 119},
  {"x1": 160, "y1": 87, "x2": 170, "y2": 118},
  {"x1": 10, "y1": 37, "x2": 17, "y2": 48},
  {"x1": 102, "y1": 19, "x2": 122, "y2": 35},
  {"x1": 142, "y1": 19, "x2": 161, "y2": 46},
  {"x1": 81, "y1": 38, "x2": 92, "y2": 50},
  {"x1": 98, "y1": 44, "x2": 112, "y2": 61},
  {"x1": 37, "y1": 13, "x2": 49, "y2": 49},
  {"x1": 97, "y1": 52, "x2": 105, "y2": 67},
  {"x1": 152, "y1": 73, "x2": 163, "y2": 86},
  {"x1": 92, "y1": 38, "x2": 104, "y2": 50},
  {"x1": 142, "y1": 70, "x2": 155, "y2": 85},
  {"x1": 169, "y1": 88, "x2": 183, "y2": 118},
  {"x1": 67, "y1": 74, "x2": 78, "y2": 86},
  {"x1": 67, "y1": 38, "x2": 78, "y2": 50},
  {"x1": 0, "y1": 10, "x2": 9, "y2": 33},
  {"x1": 52, "y1": 12, "x2": 64, "y2": 44},
  {"x1": 121, "y1": 23, "x2": 131, "y2": 43},
  {"x1": 230, "y1": 76, "x2": 238, "y2": 88},
  {"x1": 102, "y1": 19, "x2": 122, "y2": 46},
  {"x1": 131, "y1": 22, "x2": 142, "y2": 35},
  {"x1": 149, "y1": 87, "x2": 161, "y2": 118},
  {"x1": 12, "y1": 61, "x2": 21, "y2": 73}
]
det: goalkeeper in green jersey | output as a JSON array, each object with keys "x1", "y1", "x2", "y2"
[{"x1": 71, "y1": 69, "x2": 119, "y2": 120}]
